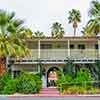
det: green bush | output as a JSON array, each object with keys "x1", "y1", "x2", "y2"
[
  {"x1": 56, "y1": 74, "x2": 73, "y2": 92},
  {"x1": 56, "y1": 68, "x2": 94, "y2": 94},
  {"x1": 16, "y1": 72, "x2": 42, "y2": 94},
  {"x1": 2, "y1": 80, "x2": 17, "y2": 94},
  {"x1": 74, "y1": 68, "x2": 93, "y2": 87},
  {"x1": 0, "y1": 72, "x2": 12, "y2": 94},
  {"x1": 33, "y1": 74, "x2": 42, "y2": 92}
]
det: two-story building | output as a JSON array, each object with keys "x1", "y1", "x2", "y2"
[{"x1": 7, "y1": 36, "x2": 100, "y2": 87}]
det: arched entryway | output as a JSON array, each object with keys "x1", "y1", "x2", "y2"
[{"x1": 47, "y1": 67, "x2": 61, "y2": 87}]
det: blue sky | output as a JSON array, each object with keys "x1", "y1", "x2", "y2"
[{"x1": 0, "y1": 0, "x2": 92, "y2": 36}]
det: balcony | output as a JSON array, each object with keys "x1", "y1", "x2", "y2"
[{"x1": 8, "y1": 49, "x2": 100, "y2": 64}]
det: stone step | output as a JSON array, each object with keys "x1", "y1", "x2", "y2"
[
  {"x1": 41, "y1": 88, "x2": 58, "y2": 91},
  {"x1": 40, "y1": 91, "x2": 59, "y2": 94},
  {"x1": 40, "y1": 87, "x2": 60, "y2": 95},
  {"x1": 38, "y1": 94, "x2": 60, "y2": 96}
]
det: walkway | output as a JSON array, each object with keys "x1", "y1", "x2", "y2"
[{"x1": 39, "y1": 87, "x2": 60, "y2": 96}]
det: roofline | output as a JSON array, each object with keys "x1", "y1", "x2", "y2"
[{"x1": 26, "y1": 36, "x2": 100, "y2": 41}]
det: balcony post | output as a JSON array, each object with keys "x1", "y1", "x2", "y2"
[
  {"x1": 98, "y1": 39, "x2": 100, "y2": 58},
  {"x1": 68, "y1": 40, "x2": 70, "y2": 57},
  {"x1": 38, "y1": 40, "x2": 40, "y2": 59}
]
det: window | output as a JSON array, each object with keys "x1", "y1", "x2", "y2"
[
  {"x1": 78, "y1": 44, "x2": 85, "y2": 49},
  {"x1": 95, "y1": 44, "x2": 98, "y2": 49},
  {"x1": 70, "y1": 44, "x2": 74, "y2": 49},
  {"x1": 40, "y1": 44, "x2": 52, "y2": 49}
]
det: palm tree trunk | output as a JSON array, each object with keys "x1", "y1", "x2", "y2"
[
  {"x1": 0, "y1": 57, "x2": 6, "y2": 76},
  {"x1": 74, "y1": 27, "x2": 76, "y2": 36}
]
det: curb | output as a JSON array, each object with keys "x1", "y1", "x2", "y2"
[{"x1": 6, "y1": 95, "x2": 100, "y2": 98}]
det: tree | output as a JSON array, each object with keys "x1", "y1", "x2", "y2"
[
  {"x1": 82, "y1": 18, "x2": 100, "y2": 37},
  {"x1": 18, "y1": 28, "x2": 33, "y2": 39},
  {"x1": 0, "y1": 10, "x2": 30, "y2": 76},
  {"x1": 51, "y1": 22, "x2": 65, "y2": 38},
  {"x1": 68, "y1": 9, "x2": 81, "y2": 36},
  {"x1": 83, "y1": 0, "x2": 100, "y2": 36},
  {"x1": 89, "y1": 0, "x2": 100, "y2": 18},
  {"x1": 33, "y1": 31, "x2": 45, "y2": 38}
]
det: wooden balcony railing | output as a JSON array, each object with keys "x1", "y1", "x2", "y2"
[{"x1": 8, "y1": 49, "x2": 99, "y2": 63}]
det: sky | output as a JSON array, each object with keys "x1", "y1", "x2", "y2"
[{"x1": 0, "y1": 0, "x2": 93, "y2": 36}]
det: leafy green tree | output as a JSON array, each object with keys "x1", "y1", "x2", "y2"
[
  {"x1": 51, "y1": 22, "x2": 65, "y2": 38},
  {"x1": 68, "y1": 9, "x2": 81, "y2": 36},
  {"x1": 83, "y1": 0, "x2": 100, "y2": 36},
  {"x1": 33, "y1": 31, "x2": 45, "y2": 38},
  {"x1": 0, "y1": 10, "x2": 30, "y2": 75}
]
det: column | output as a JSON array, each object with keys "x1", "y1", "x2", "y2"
[
  {"x1": 38, "y1": 40, "x2": 40, "y2": 59},
  {"x1": 68, "y1": 39, "x2": 70, "y2": 57},
  {"x1": 98, "y1": 39, "x2": 100, "y2": 58}
]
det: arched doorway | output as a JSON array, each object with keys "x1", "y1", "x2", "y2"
[{"x1": 47, "y1": 67, "x2": 60, "y2": 87}]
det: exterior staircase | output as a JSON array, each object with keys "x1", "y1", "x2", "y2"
[{"x1": 39, "y1": 87, "x2": 60, "y2": 96}]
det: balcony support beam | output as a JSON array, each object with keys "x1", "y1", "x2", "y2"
[
  {"x1": 98, "y1": 39, "x2": 100, "y2": 58},
  {"x1": 68, "y1": 40, "x2": 70, "y2": 57},
  {"x1": 38, "y1": 40, "x2": 40, "y2": 59}
]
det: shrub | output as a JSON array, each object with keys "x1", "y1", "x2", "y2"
[
  {"x1": 0, "y1": 72, "x2": 11, "y2": 94},
  {"x1": 33, "y1": 74, "x2": 42, "y2": 92},
  {"x1": 65, "y1": 86, "x2": 87, "y2": 94},
  {"x1": 16, "y1": 72, "x2": 42, "y2": 94},
  {"x1": 56, "y1": 68, "x2": 94, "y2": 94},
  {"x1": 74, "y1": 68, "x2": 93, "y2": 87},
  {"x1": 2, "y1": 80, "x2": 17, "y2": 94},
  {"x1": 56, "y1": 74, "x2": 73, "y2": 92}
]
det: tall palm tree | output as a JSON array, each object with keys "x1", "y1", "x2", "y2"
[
  {"x1": 89, "y1": 0, "x2": 100, "y2": 18},
  {"x1": 33, "y1": 31, "x2": 45, "y2": 38},
  {"x1": 82, "y1": 18, "x2": 100, "y2": 37},
  {"x1": 51, "y1": 22, "x2": 64, "y2": 38},
  {"x1": 68, "y1": 9, "x2": 81, "y2": 36},
  {"x1": 83, "y1": 0, "x2": 100, "y2": 36},
  {"x1": 0, "y1": 10, "x2": 30, "y2": 76}
]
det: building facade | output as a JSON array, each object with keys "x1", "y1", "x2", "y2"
[{"x1": 7, "y1": 37, "x2": 100, "y2": 87}]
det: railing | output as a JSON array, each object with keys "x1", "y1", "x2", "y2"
[
  {"x1": 8, "y1": 49, "x2": 99, "y2": 63},
  {"x1": 40, "y1": 49, "x2": 98, "y2": 60}
]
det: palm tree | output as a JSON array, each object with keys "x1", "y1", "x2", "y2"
[
  {"x1": 51, "y1": 22, "x2": 64, "y2": 38},
  {"x1": 18, "y1": 28, "x2": 33, "y2": 39},
  {"x1": 33, "y1": 31, "x2": 45, "y2": 38},
  {"x1": 82, "y1": 18, "x2": 100, "y2": 37},
  {"x1": 68, "y1": 9, "x2": 81, "y2": 36},
  {"x1": 89, "y1": 0, "x2": 100, "y2": 18},
  {"x1": 83, "y1": 0, "x2": 100, "y2": 36},
  {"x1": 0, "y1": 10, "x2": 30, "y2": 76}
]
